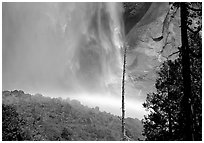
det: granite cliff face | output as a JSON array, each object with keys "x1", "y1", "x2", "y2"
[{"x1": 123, "y1": 2, "x2": 181, "y2": 98}]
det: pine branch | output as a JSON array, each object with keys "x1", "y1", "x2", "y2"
[
  {"x1": 189, "y1": 48, "x2": 202, "y2": 58},
  {"x1": 187, "y1": 5, "x2": 202, "y2": 12},
  {"x1": 190, "y1": 71, "x2": 200, "y2": 81},
  {"x1": 187, "y1": 26, "x2": 202, "y2": 35}
]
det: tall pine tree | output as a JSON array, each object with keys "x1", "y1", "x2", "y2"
[{"x1": 142, "y1": 2, "x2": 201, "y2": 141}]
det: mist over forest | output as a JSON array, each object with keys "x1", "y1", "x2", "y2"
[{"x1": 2, "y1": 2, "x2": 202, "y2": 141}]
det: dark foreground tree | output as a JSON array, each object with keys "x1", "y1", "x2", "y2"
[
  {"x1": 142, "y1": 2, "x2": 201, "y2": 140},
  {"x1": 143, "y1": 49, "x2": 201, "y2": 140},
  {"x1": 142, "y1": 59, "x2": 183, "y2": 141}
]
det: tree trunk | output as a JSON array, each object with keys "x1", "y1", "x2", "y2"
[
  {"x1": 180, "y1": 2, "x2": 194, "y2": 141},
  {"x1": 121, "y1": 46, "x2": 127, "y2": 141}
]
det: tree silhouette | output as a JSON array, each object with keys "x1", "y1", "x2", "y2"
[
  {"x1": 179, "y1": 2, "x2": 201, "y2": 140},
  {"x1": 142, "y1": 59, "x2": 183, "y2": 140},
  {"x1": 142, "y1": 2, "x2": 202, "y2": 141}
]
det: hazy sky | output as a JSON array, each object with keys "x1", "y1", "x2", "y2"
[{"x1": 2, "y1": 2, "x2": 169, "y2": 119}]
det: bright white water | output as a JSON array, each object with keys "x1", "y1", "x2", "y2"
[
  {"x1": 3, "y1": 2, "x2": 168, "y2": 119},
  {"x1": 3, "y1": 3, "x2": 125, "y2": 94}
]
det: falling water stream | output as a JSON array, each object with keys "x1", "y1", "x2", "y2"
[
  {"x1": 3, "y1": 2, "x2": 169, "y2": 119},
  {"x1": 66, "y1": 2, "x2": 125, "y2": 93},
  {"x1": 3, "y1": 2, "x2": 125, "y2": 94}
]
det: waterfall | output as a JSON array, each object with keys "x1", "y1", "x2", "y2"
[{"x1": 65, "y1": 2, "x2": 125, "y2": 93}]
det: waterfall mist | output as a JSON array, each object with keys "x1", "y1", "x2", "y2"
[
  {"x1": 3, "y1": 2, "x2": 169, "y2": 119},
  {"x1": 3, "y1": 3, "x2": 124, "y2": 95}
]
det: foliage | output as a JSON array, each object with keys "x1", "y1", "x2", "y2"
[
  {"x1": 143, "y1": 52, "x2": 201, "y2": 140},
  {"x1": 2, "y1": 90, "x2": 144, "y2": 141},
  {"x1": 142, "y1": 2, "x2": 202, "y2": 141},
  {"x1": 2, "y1": 104, "x2": 31, "y2": 141},
  {"x1": 142, "y1": 59, "x2": 183, "y2": 141},
  {"x1": 188, "y1": 26, "x2": 202, "y2": 141}
]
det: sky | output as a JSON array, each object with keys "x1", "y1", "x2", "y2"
[{"x1": 2, "y1": 2, "x2": 171, "y2": 119}]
